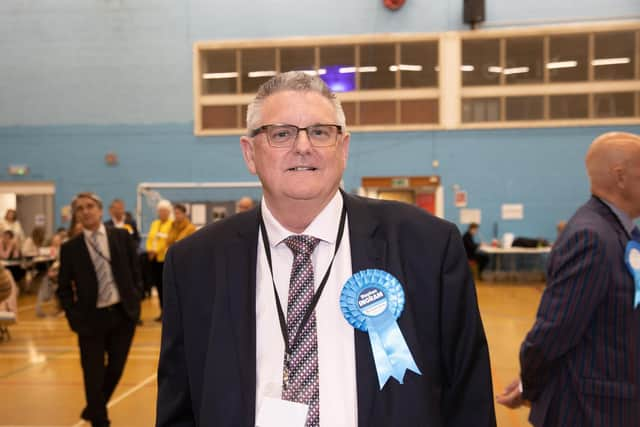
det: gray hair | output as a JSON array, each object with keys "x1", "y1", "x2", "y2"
[{"x1": 245, "y1": 71, "x2": 346, "y2": 132}]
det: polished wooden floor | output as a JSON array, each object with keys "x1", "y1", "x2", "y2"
[{"x1": 0, "y1": 282, "x2": 543, "y2": 426}]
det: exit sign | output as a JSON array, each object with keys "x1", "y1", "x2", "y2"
[
  {"x1": 8, "y1": 165, "x2": 29, "y2": 176},
  {"x1": 391, "y1": 177, "x2": 409, "y2": 188}
]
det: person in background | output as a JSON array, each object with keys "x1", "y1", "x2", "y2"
[
  {"x1": 166, "y1": 204, "x2": 196, "y2": 248},
  {"x1": 145, "y1": 200, "x2": 172, "y2": 321},
  {"x1": 0, "y1": 263, "x2": 18, "y2": 319},
  {"x1": 235, "y1": 196, "x2": 255, "y2": 213},
  {"x1": 104, "y1": 199, "x2": 141, "y2": 247},
  {"x1": 462, "y1": 222, "x2": 489, "y2": 277},
  {"x1": 35, "y1": 232, "x2": 65, "y2": 317},
  {"x1": 497, "y1": 132, "x2": 640, "y2": 426},
  {"x1": 555, "y1": 220, "x2": 567, "y2": 241},
  {"x1": 0, "y1": 230, "x2": 20, "y2": 260},
  {"x1": 0, "y1": 209, "x2": 24, "y2": 245},
  {"x1": 57, "y1": 192, "x2": 142, "y2": 427},
  {"x1": 21, "y1": 226, "x2": 46, "y2": 257}
]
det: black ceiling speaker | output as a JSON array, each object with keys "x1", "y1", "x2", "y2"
[{"x1": 464, "y1": 0, "x2": 485, "y2": 29}]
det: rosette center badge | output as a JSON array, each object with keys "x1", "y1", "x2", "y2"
[{"x1": 340, "y1": 269, "x2": 421, "y2": 389}]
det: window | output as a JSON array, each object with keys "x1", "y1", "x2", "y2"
[
  {"x1": 548, "y1": 34, "x2": 588, "y2": 82},
  {"x1": 359, "y1": 44, "x2": 396, "y2": 90},
  {"x1": 462, "y1": 39, "x2": 501, "y2": 86},
  {"x1": 505, "y1": 37, "x2": 544, "y2": 84},
  {"x1": 194, "y1": 23, "x2": 639, "y2": 134}
]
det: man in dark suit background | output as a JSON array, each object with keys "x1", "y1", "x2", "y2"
[
  {"x1": 497, "y1": 132, "x2": 640, "y2": 426},
  {"x1": 462, "y1": 222, "x2": 489, "y2": 276},
  {"x1": 156, "y1": 71, "x2": 495, "y2": 427},
  {"x1": 58, "y1": 192, "x2": 142, "y2": 427},
  {"x1": 104, "y1": 198, "x2": 141, "y2": 247}
]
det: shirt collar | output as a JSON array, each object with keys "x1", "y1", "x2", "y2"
[
  {"x1": 261, "y1": 191, "x2": 344, "y2": 248},
  {"x1": 600, "y1": 197, "x2": 635, "y2": 237},
  {"x1": 83, "y1": 223, "x2": 107, "y2": 239}
]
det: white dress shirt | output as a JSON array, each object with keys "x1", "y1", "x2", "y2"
[
  {"x1": 255, "y1": 191, "x2": 358, "y2": 427},
  {"x1": 83, "y1": 224, "x2": 120, "y2": 308}
]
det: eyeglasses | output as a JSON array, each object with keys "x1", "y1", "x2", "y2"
[{"x1": 250, "y1": 124, "x2": 343, "y2": 148}]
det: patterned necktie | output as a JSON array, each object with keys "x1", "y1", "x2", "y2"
[
  {"x1": 282, "y1": 235, "x2": 320, "y2": 427},
  {"x1": 90, "y1": 231, "x2": 113, "y2": 304}
]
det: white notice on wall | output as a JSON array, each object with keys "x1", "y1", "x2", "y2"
[
  {"x1": 501, "y1": 203, "x2": 524, "y2": 220},
  {"x1": 460, "y1": 208, "x2": 481, "y2": 224},
  {"x1": 191, "y1": 204, "x2": 206, "y2": 226}
]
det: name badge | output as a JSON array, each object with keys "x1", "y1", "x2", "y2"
[{"x1": 256, "y1": 397, "x2": 309, "y2": 427}]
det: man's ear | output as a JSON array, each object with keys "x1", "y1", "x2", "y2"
[
  {"x1": 612, "y1": 165, "x2": 626, "y2": 189},
  {"x1": 240, "y1": 136, "x2": 257, "y2": 175}
]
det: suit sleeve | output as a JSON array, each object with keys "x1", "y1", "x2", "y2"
[
  {"x1": 156, "y1": 248, "x2": 195, "y2": 427},
  {"x1": 520, "y1": 229, "x2": 609, "y2": 401},
  {"x1": 56, "y1": 243, "x2": 74, "y2": 311},
  {"x1": 440, "y1": 224, "x2": 496, "y2": 427},
  {"x1": 125, "y1": 231, "x2": 143, "y2": 296}
]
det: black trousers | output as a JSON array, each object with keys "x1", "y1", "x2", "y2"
[
  {"x1": 474, "y1": 252, "x2": 490, "y2": 273},
  {"x1": 150, "y1": 260, "x2": 164, "y2": 310},
  {"x1": 77, "y1": 304, "x2": 136, "y2": 427}
]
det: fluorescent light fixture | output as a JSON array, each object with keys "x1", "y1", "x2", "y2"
[
  {"x1": 301, "y1": 69, "x2": 327, "y2": 76},
  {"x1": 339, "y1": 66, "x2": 378, "y2": 74},
  {"x1": 592, "y1": 57, "x2": 631, "y2": 66},
  {"x1": 546, "y1": 60, "x2": 578, "y2": 69},
  {"x1": 389, "y1": 64, "x2": 424, "y2": 72},
  {"x1": 202, "y1": 72, "x2": 238, "y2": 79},
  {"x1": 247, "y1": 70, "x2": 277, "y2": 78},
  {"x1": 460, "y1": 65, "x2": 475, "y2": 72},
  {"x1": 488, "y1": 66, "x2": 502, "y2": 73},
  {"x1": 503, "y1": 66, "x2": 530, "y2": 75}
]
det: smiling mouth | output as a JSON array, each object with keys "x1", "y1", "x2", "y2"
[{"x1": 287, "y1": 167, "x2": 317, "y2": 172}]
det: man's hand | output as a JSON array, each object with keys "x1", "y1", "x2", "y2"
[{"x1": 496, "y1": 378, "x2": 528, "y2": 409}]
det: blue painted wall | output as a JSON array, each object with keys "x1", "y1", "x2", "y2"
[
  {"x1": 3, "y1": 123, "x2": 639, "y2": 239},
  {"x1": 1, "y1": 1, "x2": 639, "y2": 238}
]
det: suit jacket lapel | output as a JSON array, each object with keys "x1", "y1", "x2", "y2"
[
  {"x1": 225, "y1": 211, "x2": 259, "y2": 422},
  {"x1": 343, "y1": 193, "x2": 387, "y2": 427}
]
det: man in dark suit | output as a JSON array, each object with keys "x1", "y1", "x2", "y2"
[
  {"x1": 58, "y1": 192, "x2": 142, "y2": 427},
  {"x1": 497, "y1": 131, "x2": 640, "y2": 426},
  {"x1": 104, "y1": 198, "x2": 141, "y2": 247},
  {"x1": 156, "y1": 71, "x2": 495, "y2": 427},
  {"x1": 462, "y1": 222, "x2": 489, "y2": 276}
]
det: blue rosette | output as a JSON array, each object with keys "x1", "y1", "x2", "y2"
[
  {"x1": 340, "y1": 269, "x2": 421, "y2": 389},
  {"x1": 624, "y1": 240, "x2": 640, "y2": 308}
]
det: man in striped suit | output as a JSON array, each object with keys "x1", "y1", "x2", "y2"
[{"x1": 498, "y1": 131, "x2": 640, "y2": 426}]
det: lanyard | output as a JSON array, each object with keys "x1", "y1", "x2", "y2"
[{"x1": 258, "y1": 201, "x2": 347, "y2": 389}]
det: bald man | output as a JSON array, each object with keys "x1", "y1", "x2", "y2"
[
  {"x1": 234, "y1": 196, "x2": 255, "y2": 213},
  {"x1": 497, "y1": 132, "x2": 640, "y2": 426}
]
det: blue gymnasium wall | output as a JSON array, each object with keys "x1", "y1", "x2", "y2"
[{"x1": 1, "y1": 1, "x2": 639, "y2": 239}]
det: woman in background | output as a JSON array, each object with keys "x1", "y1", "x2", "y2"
[
  {"x1": 0, "y1": 209, "x2": 24, "y2": 245},
  {"x1": 166, "y1": 204, "x2": 196, "y2": 247}
]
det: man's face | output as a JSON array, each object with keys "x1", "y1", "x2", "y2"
[
  {"x1": 74, "y1": 197, "x2": 103, "y2": 231},
  {"x1": 240, "y1": 91, "x2": 350, "y2": 209},
  {"x1": 110, "y1": 201, "x2": 125, "y2": 221}
]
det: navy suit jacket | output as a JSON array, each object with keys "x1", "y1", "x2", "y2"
[
  {"x1": 57, "y1": 227, "x2": 142, "y2": 335},
  {"x1": 156, "y1": 193, "x2": 496, "y2": 427},
  {"x1": 521, "y1": 197, "x2": 640, "y2": 426}
]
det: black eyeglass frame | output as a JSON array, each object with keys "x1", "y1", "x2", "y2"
[{"x1": 249, "y1": 123, "x2": 343, "y2": 147}]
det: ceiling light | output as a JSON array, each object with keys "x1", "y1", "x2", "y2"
[
  {"x1": 592, "y1": 57, "x2": 631, "y2": 66},
  {"x1": 202, "y1": 72, "x2": 238, "y2": 79},
  {"x1": 546, "y1": 60, "x2": 578, "y2": 69}
]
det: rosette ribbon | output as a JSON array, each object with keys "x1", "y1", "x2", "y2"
[
  {"x1": 624, "y1": 240, "x2": 640, "y2": 309},
  {"x1": 340, "y1": 269, "x2": 421, "y2": 389}
]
